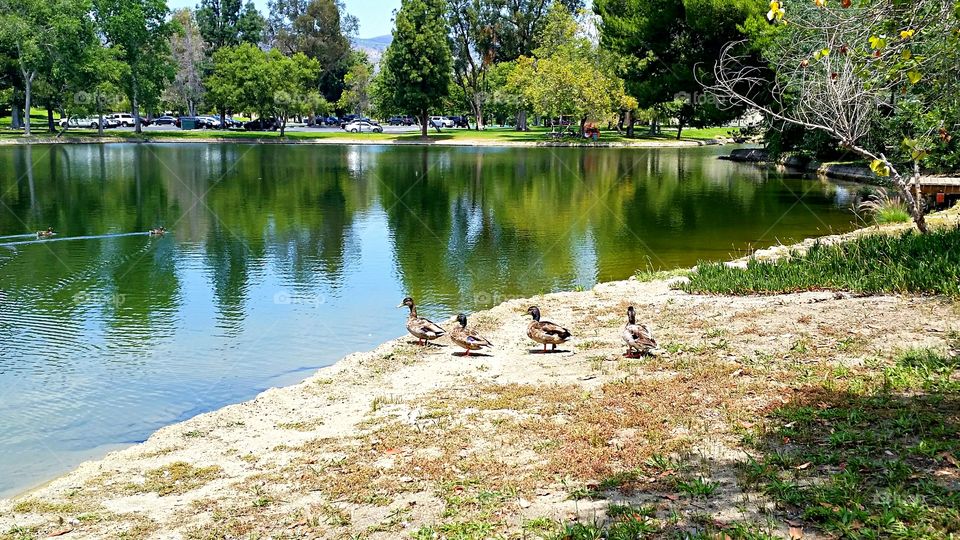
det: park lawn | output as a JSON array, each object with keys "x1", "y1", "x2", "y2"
[{"x1": 0, "y1": 124, "x2": 735, "y2": 144}]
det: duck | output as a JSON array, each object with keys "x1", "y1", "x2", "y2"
[
  {"x1": 526, "y1": 306, "x2": 572, "y2": 353},
  {"x1": 398, "y1": 297, "x2": 446, "y2": 346},
  {"x1": 450, "y1": 313, "x2": 493, "y2": 356},
  {"x1": 149, "y1": 227, "x2": 167, "y2": 236},
  {"x1": 622, "y1": 306, "x2": 657, "y2": 358},
  {"x1": 36, "y1": 227, "x2": 55, "y2": 239}
]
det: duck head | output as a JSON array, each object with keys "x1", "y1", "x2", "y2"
[
  {"x1": 398, "y1": 297, "x2": 415, "y2": 309},
  {"x1": 627, "y1": 306, "x2": 636, "y2": 325},
  {"x1": 456, "y1": 313, "x2": 468, "y2": 328},
  {"x1": 526, "y1": 306, "x2": 541, "y2": 322}
]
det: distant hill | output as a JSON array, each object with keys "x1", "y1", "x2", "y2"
[{"x1": 351, "y1": 35, "x2": 392, "y2": 65}]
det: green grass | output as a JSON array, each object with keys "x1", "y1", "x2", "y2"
[
  {"x1": 684, "y1": 226, "x2": 960, "y2": 297},
  {"x1": 0, "y1": 124, "x2": 732, "y2": 145},
  {"x1": 739, "y1": 349, "x2": 960, "y2": 538},
  {"x1": 857, "y1": 191, "x2": 912, "y2": 224}
]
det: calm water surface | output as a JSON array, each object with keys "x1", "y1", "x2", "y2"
[{"x1": 0, "y1": 143, "x2": 858, "y2": 496}]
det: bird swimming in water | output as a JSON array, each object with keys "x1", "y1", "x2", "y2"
[
  {"x1": 526, "y1": 306, "x2": 572, "y2": 353},
  {"x1": 450, "y1": 313, "x2": 493, "y2": 356},
  {"x1": 36, "y1": 227, "x2": 55, "y2": 239},
  {"x1": 398, "y1": 296, "x2": 446, "y2": 346},
  {"x1": 622, "y1": 306, "x2": 657, "y2": 358},
  {"x1": 149, "y1": 227, "x2": 166, "y2": 236}
]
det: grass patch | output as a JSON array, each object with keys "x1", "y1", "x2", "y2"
[
  {"x1": 131, "y1": 462, "x2": 222, "y2": 496},
  {"x1": 742, "y1": 379, "x2": 960, "y2": 537},
  {"x1": 857, "y1": 190, "x2": 912, "y2": 224},
  {"x1": 685, "y1": 227, "x2": 960, "y2": 297},
  {"x1": 11, "y1": 499, "x2": 78, "y2": 514}
]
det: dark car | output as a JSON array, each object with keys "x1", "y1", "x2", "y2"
[
  {"x1": 449, "y1": 116, "x2": 470, "y2": 128},
  {"x1": 154, "y1": 115, "x2": 177, "y2": 126},
  {"x1": 243, "y1": 118, "x2": 279, "y2": 131},
  {"x1": 388, "y1": 116, "x2": 415, "y2": 126},
  {"x1": 339, "y1": 114, "x2": 361, "y2": 128}
]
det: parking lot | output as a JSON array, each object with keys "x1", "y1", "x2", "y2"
[{"x1": 111, "y1": 123, "x2": 432, "y2": 134}]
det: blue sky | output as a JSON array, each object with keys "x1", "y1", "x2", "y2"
[{"x1": 166, "y1": 0, "x2": 401, "y2": 38}]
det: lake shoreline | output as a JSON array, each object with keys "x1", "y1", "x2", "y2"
[
  {"x1": 2, "y1": 209, "x2": 957, "y2": 538},
  {"x1": 0, "y1": 134, "x2": 725, "y2": 148}
]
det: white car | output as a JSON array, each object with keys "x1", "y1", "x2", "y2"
[
  {"x1": 107, "y1": 113, "x2": 136, "y2": 127},
  {"x1": 344, "y1": 120, "x2": 383, "y2": 133},
  {"x1": 60, "y1": 117, "x2": 113, "y2": 129},
  {"x1": 429, "y1": 116, "x2": 454, "y2": 128}
]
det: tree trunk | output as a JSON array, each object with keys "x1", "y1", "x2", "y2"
[
  {"x1": 516, "y1": 110, "x2": 528, "y2": 131},
  {"x1": 219, "y1": 107, "x2": 225, "y2": 129},
  {"x1": 97, "y1": 89, "x2": 104, "y2": 137},
  {"x1": 626, "y1": 110, "x2": 635, "y2": 138},
  {"x1": 280, "y1": 115, "x2": 286, "y2": 137},
  {"x1": 579, "y1": 116, "x2": 587, "y2": 137},
  {"x1": 676, "y1": 115, "x2": 685, "y2": 140},
  {"x1": 132, "y1": 76, "x2": 141, "y2": 134},
  {"x1": 46, "y1": 104, "x2": 55, "y2": 133},
  {"x1": 11, "y1": 97, "x2": 21, "y2": 129},
  {"x1": 23, "y1": 73, "x2": 33, "y2": 136},
  {"x1": 420, "y1": 110, "x2": 429, "y2": 138}
]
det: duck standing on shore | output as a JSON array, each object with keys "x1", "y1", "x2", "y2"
[
  {"x1": 398, "y1": 297, "x2": 446, "y2": 346},
  {"x1": 622, "y1": 306, "x2": 657, "y2": 358},
  {"x1": 36, "y1": 227, "x2": 55, "y2": 239},
  {"x1": 526, "y1": 306, "x2": 572, "y2": 353},
  {"x1": 450, "y1": 313, "x2": 493, "y2": 356}
]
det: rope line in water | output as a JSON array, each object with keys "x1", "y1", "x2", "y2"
[{"x1": 0, "y1": 231, "x2": 163, "y2": 248}]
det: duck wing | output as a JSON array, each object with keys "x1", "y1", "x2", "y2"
[
  {"x1": 537, "y1": 321, "x2": 572, "y2": 339},
  {"x1": 624, "y1": 323, "x2": 656, "y2": 349},
  {"x1": 414, "y1": 317, "x2": 446, "y2": 338},
  {"x1": 464, "y1": 327, "x2": 492, "y2": 347}
]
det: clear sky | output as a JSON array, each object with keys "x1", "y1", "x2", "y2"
[{"x1": 166, "y1": 0, "x2": 402, "y2": 39}]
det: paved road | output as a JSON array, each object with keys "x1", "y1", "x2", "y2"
[{"x1": 112, "y1": 124, "x2": 436, "y2": 135}]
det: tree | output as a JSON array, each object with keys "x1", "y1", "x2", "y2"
[
  {"x1": 338, "y1": 52, "x2": 373, "y2": 118},
  {"x1": 709, "y1": 0, "x2": 958, "y2": 233},
  {"x1": 206, "y1": 43, "x2": 321, "y2": 136},
  {"x1": 168, "y1": 9, "x2": 206, "y2": 116},
  {"x1": 507, "y1": 3, "x2": 627, "y2": 134},
  {"x1": 268, "y1": 0, "x2": 356, "y2": 103},
  {"x1": 383, "y1": 0, "x2": 453, "y2": 137},
  {"x1": 0, "y1": 0, "x2": 94, "y2": 135},
  {"x1": 196, "y1": 0, "x2": 265, "y2": 49},
  {"x1": 94, "y1": 0, "x2": 176, "y2": 133},
  {"x1": 447, "y1": 0, "x2": 499, "y2": 130},
  {"x1": 594, "y1": 0, "x2": 761, "y2": 138}
]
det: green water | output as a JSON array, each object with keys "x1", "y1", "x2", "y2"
[{"x1": 0, "y1": 143, "x2": 857, "y2": 496}]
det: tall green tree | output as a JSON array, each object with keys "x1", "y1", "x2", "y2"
[
  {"x1": 338, "y1": 52, "x2": 373, "y2": 118},
  {"x1": 196, "y1": 0, "x2": 265, "y2": 49},
  {"x1": 447, "y1": 0, "x2": 499, "y2": 130},
  {"x1": 168, "y1": 9, "x2": 206, "y2": 116},
  {"x1": 94, "y1": 0, "x2": 176, "y2": 133},
  {"x1": 268, "y1": 0, "x2": 356, "y2": 103},
  {"x1": 206, "y1": 43, "x2": 321, "y2": 136},
  {"x1": 593, "y1": 0, "x2": 761, "y2": 138},
  {"x1": 0, "y1": 0, "x2": 94, "y2": 135},
  {"x1": 383, "y1": 0, "x2": 453, "y2": 137}
]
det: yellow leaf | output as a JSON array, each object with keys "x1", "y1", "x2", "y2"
[
  {"x1": 907, "y1": 70, "x2": 922, "y2": 84},
  {"x1": 814, "y1": 0, "x2": 827, "y2": 6},
  {"x1": 902, "y1": 50, "x2": 912, "y2": 61},
  {"x1": 870, "y1": 160, "x2": 891, "y2": 177},
  {"x1": 900, "y1": 29, "x2": 915, "y2": 39},
  {"x1": 868, "y1": 36, "x2": 886, "y2": 50}
]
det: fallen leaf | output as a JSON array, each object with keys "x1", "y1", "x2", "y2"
[
  {"x1": 789, "y1": 525, "x2": 803, "y2": 539},
  {"x1": 663, "y1": 493, "x2": 679, "y2": 501},
  {"x1": 384, "y1": 448, "x2": 401, "y2": 455},
  {"x1": 47, "y1": 528, "x2": 73, "y2": 538},
  {"x1": 938, "y1": 452, "x2": 960, "y2": 468},
  {"x1": 795, "y1": 462, "x2": 811, "y2": 470}
]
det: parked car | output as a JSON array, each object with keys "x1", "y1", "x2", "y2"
[
  {"x1": 339, "y1": 114, "x2": 361, "y2": 128},
  {"x1": 107, "y1": 113, "x2": 135, "y2": 127},
  {"x1": 429, "y1": 116, "x2": 455, "y2": 128},
  {"x1": 449, "y1": 116, "x2": 470, "y2": 128},
  {"x1": 388, "y1": 116, "x2": 416, "y2": 126},
  {"x1": 243, "y1": 118, "x2": 279, "y2": 131},
  {"x1": 153, "y1": 115, "x2": 177, "y2": 126},
  {"x1": 311, "y1": 115, "x2": 339, "y2": 126},
  {"x1": 344, "y1": 120, "x2": 383, "y2": 133},
  {"x1": 197, "y1": 116, "x2": 222, "y2": 129},
  {"x1": 60, "y1": 117, "x2": 111, "y2": 129}
]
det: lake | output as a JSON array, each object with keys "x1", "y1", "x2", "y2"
[{"x1": 0, "y1": 143, "x2": 858, "y2": 496}]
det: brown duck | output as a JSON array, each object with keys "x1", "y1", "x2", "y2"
[
  {"x1": 622, "y1": 306, "x2": 657, "y2": 358},
  {"x1": 398, "y1": 297, "x2": 445, "y2": 346},
  {"x1": 450, "y1": 313, "x2": 493, "y2": 356},
  {"x1": 526, "y1": 306, "x2": 572, "y2": 353}
]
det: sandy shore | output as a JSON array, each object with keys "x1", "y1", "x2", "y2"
[{"x1": 1, "y1": 213, "x2": 958, "y2": 539}]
